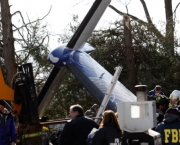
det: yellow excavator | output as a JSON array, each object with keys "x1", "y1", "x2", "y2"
[
  {"x1": 0, "y1": 63, "x2": 42, "y2": 145},
  {"x1": 0, "y1": 68, "x2": 14, "y2": 100},
  {"x1": 0, "y1": 63, "x2": 39, "y2": 123},
  {"x1": 0, "y1": 68, "x2": 21, "y2": 115}
]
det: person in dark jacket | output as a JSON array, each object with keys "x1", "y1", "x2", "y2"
[
  {"x1": 148, "y1": 85, "x2": 164, "y2": 100},
  {"x1": 155, "y1": 107, "x2": 180, "y2": 145},
  {"x1": 0, "y1": 100, "x2": 17, "y2": 145},
  {"x1": 90, "y1": 110, "x2": 123, "y2": 145},
  {"x1": 59, "y1": 104, "x2": 99, "y2": 145},
  {"x1": 85, "y1": 104, "x2": 100, "y2": 117},
  {"x1": 155, "y1": 95, "x2": 169, "y2": 125}
]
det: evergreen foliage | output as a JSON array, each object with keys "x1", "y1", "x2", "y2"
[{"x1": 44, "y1": 17, "x2": 180, "y2": 119}]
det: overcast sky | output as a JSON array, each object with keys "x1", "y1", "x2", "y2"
[{"x1": 9, "y1": 0, "x2": 180, "y2": 49}]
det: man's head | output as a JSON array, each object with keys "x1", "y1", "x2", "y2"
[
  {"x1": 0, "y1": 100, "x2": 5, "y2": 112},
  {"x1": 154, "y1": 85, "x2": 162, "y2": 95},
  {"x1": 165, "y1": 107, "x2": 179, "y2": 116},
  {"x1": 91, "y1": 104, "x2": 99, "y2": 114},
  {"x1": 164, "y1": 107, "x2": 179, "y2": 122},
  {"x1": 156, "y1": 95, "x2": 169, "y2": 113},
  {"x1": 69, "y1": 104, "x2": 84, "y2": 119}
]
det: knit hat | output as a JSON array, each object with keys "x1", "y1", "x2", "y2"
[
  {"x1": 91, "y1": 104, "x2": 99, "y2": 110},
  {"x1": 0, "y1": 100, "x2": 5, "y2": 107},
  {"x1": 155, "y1": 85, "x2": 162, "y2": 91},
  {"x1": 165, "y1": 107, "x2": 179, "y2": 116}
]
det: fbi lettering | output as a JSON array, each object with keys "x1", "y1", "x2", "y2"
[{"x1": 164, "y1": 129, "x2": 180, "y2": 143}]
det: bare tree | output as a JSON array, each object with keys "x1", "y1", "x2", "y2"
[
  {"x1": 123, "y1": 15, "x2": 136, "y2": 94},
  {"x1": 164, "y1": 0, "x2": 174, "y2": 54},
  {"x1": 0, "y1": 1, "x2": 52, "y2": 145},
  {"x1": 0, "y1": 0, "x2": 17, "y2": 86},
  {"x1": 109, "y1": 0, "x2": 179, "y2": 55}
]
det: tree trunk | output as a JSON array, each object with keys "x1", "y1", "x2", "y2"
[
  {"x1": 1, "y1": 1, "x2": 42, "y2": 145},
  {"x1": 123, "y1": 15, "x2": 136, "y2": 94},
  {"x1": 0, "y1": 0, "x2": 17, "y2": 86},
  {"x1": 164, "y1": 0, "x2": 174, "y2": 54}
]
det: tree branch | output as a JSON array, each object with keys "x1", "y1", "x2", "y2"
[
  {"x1": 12, "y1": 24, "x2": 29, "y2": 47},
  {"x1": 173, "y1": 2, "x2": 180, "y2": 24},
  {"x1": 139, "y1": 0, "x2": 153, "y2": 24},
  {"x1": 12, "y1": 6, "x2": 52, "y2": 32},
  {"x1": 34, "y1": 65, "x2": 40, "y2": 78},
  {"x1": 109, "y1": 5, "x2": 148, "y2": 25},
  {"x1": 109, "y1": 5, "x2": 164, "y2": 44}
]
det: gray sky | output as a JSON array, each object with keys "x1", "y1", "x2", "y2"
[{"x1": 9, "y1": 0, "x2": 180, "y2": 49}]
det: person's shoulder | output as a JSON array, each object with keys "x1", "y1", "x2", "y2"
[
  {"x1": 63, "y1": 119, "x2": 75, "y2": 128},
  {"x1": 95, "y1": 126, "x2": 111, "y2": 134},
  {"x1": 85, "y1": 110, "x2": 95, "y2": 116},
  {"x1": 83, "y1": 116, "x2": 98, "y2": 125},
  {"x1": 65, "y1": 118, "x2": 76, "y2": 126},
  {"x1": 148, "y1": 90, "x2": 154, "y2": 94},
  {"x1": 155, "y1": 122, "x2": 164, "y2": 131},
  {"x1": 156, "y1": 121, "x2": 165, "y2": 127},
  {"x1": 7, "y1": 112, "x2": 13, "y2": 119},
  {"x1": 84, "y1": 116, "x2": 92, "y2": 119},
  {"x1": 156, "y1": 120, "x2": 180, "y2": 128},
  {"x1": 95, "y1": 127, "x2": 105, "y2": 134},
  {"x1": 160, "y1": 91, "x2": 164, "y2": 95},
  {"x1": 84, "y1": 110, "x2": 90, "y2": 115},
  {"x1": 83, "y1": 116, "x2": 95, "y2": 122},
  {"x1": 172, "y1": 120, "x2": 180, "y2": 125}
]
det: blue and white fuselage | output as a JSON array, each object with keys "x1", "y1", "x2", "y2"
[{"x1": 48, "y1": 43, "x2": 137, "y2": 106}]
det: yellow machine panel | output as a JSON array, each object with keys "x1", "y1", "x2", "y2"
[{"x1": 0, "y1": 69, "x2": 14, "y2": 101}]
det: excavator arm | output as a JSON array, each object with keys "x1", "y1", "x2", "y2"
[{"x1": 0, "y1": 63, "x2": 39, "y2": 124}]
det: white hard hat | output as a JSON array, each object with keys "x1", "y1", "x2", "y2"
[{"x1": 169, "y1": 90, "x2": 180, "y2": 99}]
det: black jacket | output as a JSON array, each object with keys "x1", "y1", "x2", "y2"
[
  {"x1": 91, "y1": 123, "x2": 122, "y2": 145},
  {"x1": 59, "y1": 115, "x2": 99, "y2": 145}
]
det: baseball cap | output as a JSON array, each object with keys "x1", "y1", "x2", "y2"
[{"x1": 155, "y1": 85, "x2": 162, "y2": 91}]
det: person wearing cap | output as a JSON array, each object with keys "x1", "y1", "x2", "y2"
[
  {"x1": 155, "y1": 107, "x2": 180, "y2": 145},
  {"x1": 148, "y1": 85, "x2": 164, "y2": 99},
  {"x1": 155, "y1": 95, "x2": 169, "y2": 125},
  {"x1": 0, "y1": 100, "x2": 17, "y2": 145},
  {"x1": 85, "y1": 104, "x2": 100, "y2": 117}
]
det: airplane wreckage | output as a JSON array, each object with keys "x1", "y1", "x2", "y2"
[{"x1": 0, "y1": 0, "x2": 161, "y2": 144}]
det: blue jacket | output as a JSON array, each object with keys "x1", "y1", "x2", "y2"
[
  {"x1": 148, "y1": 90, "x2": 164, "y2": 97},
  {"x1": 155, "y1": 115, "x2": 180, "y2": 145},
  {"x1": 0, "y1": 113, "x2": 17, "y2": 145}
]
